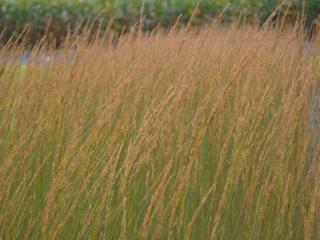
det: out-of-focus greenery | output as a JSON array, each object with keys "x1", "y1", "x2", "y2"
[{"x1": 0, "y1": 0, "x2": 319, "y2": 44}]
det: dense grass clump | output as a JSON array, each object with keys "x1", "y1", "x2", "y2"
[{"x1": 0, "y1": 23, "x2": 320, "y2": 239}]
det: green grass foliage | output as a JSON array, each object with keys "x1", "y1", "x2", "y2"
[{"x1": 0, "y1": 0, "x2": 319, "y2": 44}]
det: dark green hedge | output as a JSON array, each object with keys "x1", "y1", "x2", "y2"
[{"x1": 0, "y1": 0, "x2": 319, "y2": 45}]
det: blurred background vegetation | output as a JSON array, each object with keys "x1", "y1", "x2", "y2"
[{"x1": 0, "y1": 0, "x2": 319, "y2": 45}]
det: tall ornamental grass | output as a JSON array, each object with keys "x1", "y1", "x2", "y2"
[{"x1": 0, "y1": 22, "x2": 320, "y2": 239}]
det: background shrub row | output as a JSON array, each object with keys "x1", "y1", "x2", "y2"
[{"x1": 0, "y1": 0, "x2": 319, "y2": 45}]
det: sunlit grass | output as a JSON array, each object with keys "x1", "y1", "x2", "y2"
[{"x1": 0, "y1": 23, "x2": 319, "y2": 239}]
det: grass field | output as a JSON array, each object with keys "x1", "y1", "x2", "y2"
[{"x1": 0, "y1": 22, "x2": 320, "y2": 239}]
